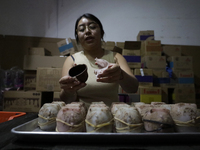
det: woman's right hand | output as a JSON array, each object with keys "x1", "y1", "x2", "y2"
[{"x1": 59, "y1": 75, "x2": 87, "y2": 93}]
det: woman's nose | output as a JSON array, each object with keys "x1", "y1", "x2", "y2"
[{"x1": 85, "y1": 26, "x2": 91, "y2": 34}]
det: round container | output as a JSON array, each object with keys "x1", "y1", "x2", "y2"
[{"x1": 69, "y1": 64, "x2": 88, "y2": 83}]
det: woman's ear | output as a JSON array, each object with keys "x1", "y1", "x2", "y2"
[{"x1": 101, "y1": 31, "x2": 104, "y2": 39}]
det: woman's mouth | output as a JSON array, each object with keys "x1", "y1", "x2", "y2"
[{"x1": 85, "y1": 37, "x2": 94, "y2": 42}]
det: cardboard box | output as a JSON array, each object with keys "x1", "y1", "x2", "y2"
[
  {"x1": 153, "y1": 70, "x2": 170, "y2": 86},
  {"x1": 153, "y1": 69, "x2": 169, "y2": 78},
  {"x1": 140, "y1": 87, "x2": 162, "y2": 103},
  {"x1": 124, "y1": 41, "x2": 141, "y2": 50},
  {"x1": 162, "y1": 45, "x2": 181, "y2": 57},
  {"x1": 122, "y1": 49, "x2": 140, "y2": 56},
  {"x1": 24, "y1": 71, "x2": 37, "y2": 91},
  {"x1": 173, "y1": 87, "x2": 196, "y2": 103},
  {"x1": 177, "y1": 71, "x2": 194, "y2": 78},
  {"x1": 119, "y1": 87, "x2": 140, "y2": 103},
  {"x1": 105, "y1": 46, "x2": 114, "y2": 51},
  {"x1": 23, "y1": 55, "x2": 66, "y2": 70},
  {"x1": 3, "y1": 91, "x2": 42, "y2": 112},
  {"x1": 53, "y1": 92, "x2": 61, "y2": 101},
  {"x1": 172, "y1": 70, "x2": 194, "y2": 87},
  {"x1": 168, "y1": 56, "x2": 193, "y2": 71},
  {"x1": 176, "y1": 71, "x2": 194, "y2": 84},
  {"x1": 134, "y1": 69, "x2": 153, "y2": 87},
  {"x1": 142, "y1": 56, "x2": 166, "y2": 69},
  {"x1": 138, "y1": 82, "x2": 153, "y2": 87},
  {"x1": 1, "y1": 35, "x2": 64, "y2": 70},
  {"x1": 153, "y1": 78, "x2": 170, "y2": 86},
  {"x1": 128, "y1": 89, "x2": 140, "y2": 103},
  {"x1": 161, "y1": 87, "x2": 169, "y2": 104},
  {"x1": 57, "y1": 38, "x2": 81, "y2": 56},
  {"x1": 141, "y1": 40, "x2": 162, "y2": 56},
  {"x1": 123, "y1": 41, "x2": 142, "y2": 68},
  {"x1": 36, "y1": 68, "x2": 62, "y2": 92},
  {"x1": 128, "y1": 94, "x2": 140, "y2": 103},
  {"x1": 118, "y1": 94, "x2": 130, "y2": 103},
  {"x1": 123, "y1": 56, "x2": 141, "y2": 68},
  {"x1": 137, "y1": 30, "x2": 154, "y2": 41},
  {"x1": 105, "y1": 41, "x2": 115, "y2": 46},
  {"x1": 112, "y1": 46, "x2": 122, "y2": 54},
  {"x1": 196, "y1": 88, "x2": 200, "y2": 108},
  {"x1": 28, "y1": 47, "x2": 51, "y2": 56},
  {"x1": 177, "y1": 84, "x2": 195, "y2": 88},
  {"x1": 140, "y1": 86, "x2": 162, "y2": 94},
  {"x1": 135, "y1": 69, "x2": 153, "y2": 76},
  {"x1": 160, "y1": 83, "x2": 178, "y2": 88},
  {"x1": 104, "y1": 41, "x2": 115, "y2": 50},
  {"x1": 145, "y1": 40, "x2": 161, "y2": 46},
  {"x1": 118, "y1": 86, "x2": 140, "y2": 94},
  {"x1": 118, "y1": 86, "x2": 140, "y2": 102},
  {"x1": 116, "y1": 42, "x2": 125, "y2": 49},
  {"x1": 123, "y1": 55, "x2": 141, "y2": 63}
]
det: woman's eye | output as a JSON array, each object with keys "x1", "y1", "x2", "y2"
[
  {"x1": 89, "y1": 25, "x2": 96, "y2": 30},
  {"x1": 78, "y1": 28, "x2": 85, "y2": 32}
]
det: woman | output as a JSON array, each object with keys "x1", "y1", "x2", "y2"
[{"x1": 59, "y1": 13, "x2": 138, "y2": 106}]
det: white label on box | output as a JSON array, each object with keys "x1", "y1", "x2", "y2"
[
  {"x1": 66, "y1": 39, "x2": 69, "y2": 44},
  {"x1": 140, "y1": 68, "x2": 144, "y2": 76}
]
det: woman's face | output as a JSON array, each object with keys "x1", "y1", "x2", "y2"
[{"x1": 77, "y1": 17, "x2": 102, "y2": 50}]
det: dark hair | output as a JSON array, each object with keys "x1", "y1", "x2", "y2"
[{"x1": 75, "y1": 13, "x2": 105, "y2": 43}]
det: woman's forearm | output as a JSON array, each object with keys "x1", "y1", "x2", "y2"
[{"x1": 119, "y1": 69, "x2": 139, "y2": 93}]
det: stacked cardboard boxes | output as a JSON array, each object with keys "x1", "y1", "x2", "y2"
[
  {"x1": 134, "y1": 69, "x2": 153, "y2": 87},
  {"x1": 3, "y1": 47, "x2": 65, "y2": 112},
  {"x1": 141, "y1": 40, "x2": 162, "y2": 56},
  {"x1": 163, "y1": 46, "x2": 181, "y2": 58},
  {"x1": 112, "y1": 46, "x2": 123, "y2": 54},
  {"x1": 196, "y1": 88, "x2": 200, "y2": 108},
  {"x1": 23, "y1": 47, "x2": 65, "y2": 92},
  {"x1": 28, "y1": 47, "x2": 52, "y2": 56},
  {"x1": 53, "y1": 91, "x2": 61, "y2": 101},
  {"x1": 36, "y1": 67, "x2": 62, "y2": 92},
  {"x1": 122, "y1": 41, "x2": 141, "y2": 69},
  {"x1": 116, "y1": 42, "x2": 125, "y2": 49},
  {"x1": 118, "y1": 31, "x2": 165, "y2": 104},
  {"x1": 162, "y1": 45, "x2": 195, "y2": 103},
  {"x1": 153, "y1": 70, "x2": 170, "y2": 87},
  {"x1": 2, "y1": 34, "x2": 197, "y2": 108},
  {"x1": 103, "y1": 41, "x2": 122, "y2": 54},
  {"x1": 57, "y1": 38, "x2": 82, "y2": 56},
  {"x1": 23, "y1": 70, "x2": 36, "y2": 91},
  {"x1": 104, "y1": 41, "x2": 116, "y2": 51},
  {"x1": 118, "y1": 86, "x2": 140, "y2": 103},
  {"x1": 57, "y1": 39, "x2": 74, "y2": 56},
  {"x1": 173, "y1": 71, "x2": 194, "y2": 88},
  {"x1": 172, "y1": 88, "x2": 196, "y2": 103},
  {"x1": 137, "y1": 31, "x2": 165, "y2": 103},
  {"x1": 137, "y1": 30, "x2": 154, "y2": 41},
  {"x1": 3, "y1": 91, "x2": 42, "y2": 112},
  {"x1": 117, "y1": 31, "x2": 196, "y2": 105},
  {"x1": 168, "y1": 56, "x2": 193, "y2": 71},
  {"x1": 140, "y1": 40, "x2": 168, "y2": 88},
  {"x1": 140, "y1": 86, "x2": 162, "y2": 103}
]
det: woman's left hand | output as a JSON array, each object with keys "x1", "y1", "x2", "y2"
[{"x1": 96, "y1": 64, "x2": 123, "y2": 83}]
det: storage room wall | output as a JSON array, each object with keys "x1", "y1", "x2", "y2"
[
  {"x1": 0, "y1": 0, "x2": 200, "y2": 45},
  {"x1": 0, "y1": 0, "x2": 200, "y2": 70}
]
